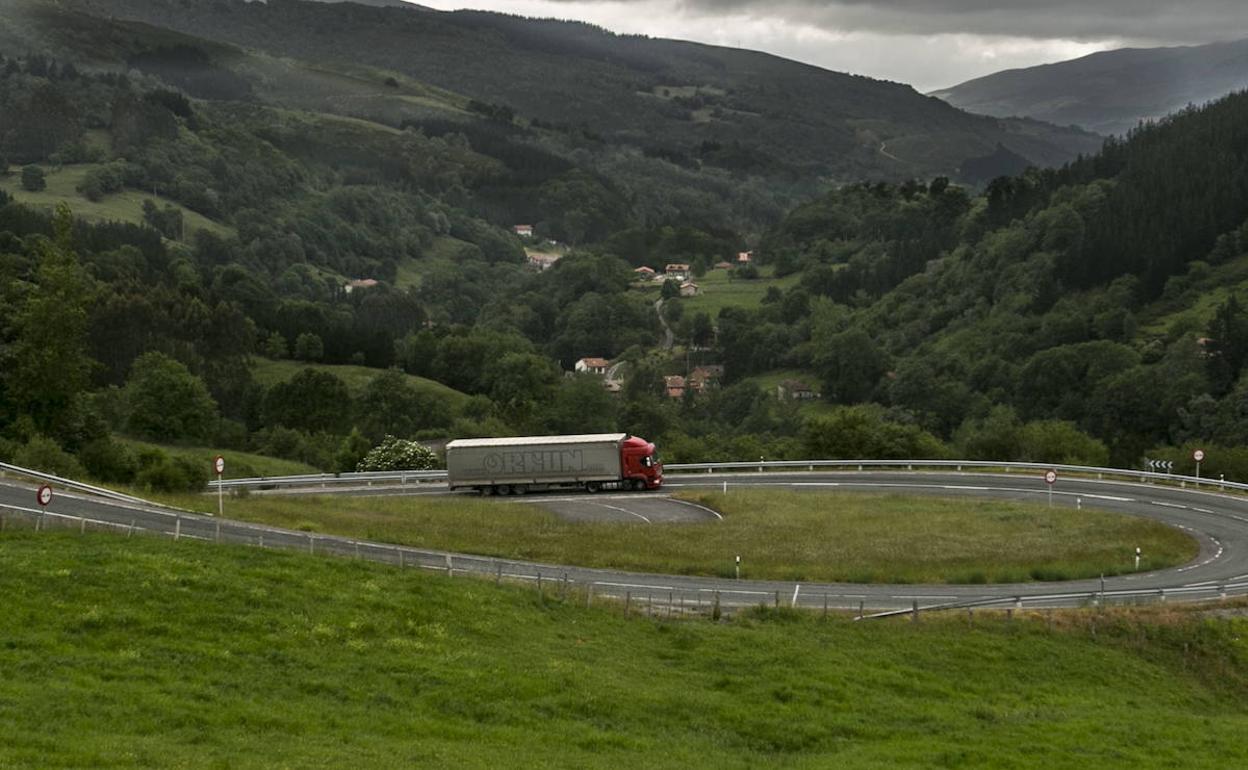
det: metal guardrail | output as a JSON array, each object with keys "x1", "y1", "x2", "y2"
[
  {"x1": 0, "y1": 460, "x2": 156, "y2": 507},
  {"x1": 207, "y1": 459, "x2": 1248, "y2": 494}
]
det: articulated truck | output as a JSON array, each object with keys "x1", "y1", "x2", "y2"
[{"x1": 446, "y1": 433, "x2": 662, "y2": 495}]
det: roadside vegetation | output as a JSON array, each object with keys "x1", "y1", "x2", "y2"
[
  {"x1": 161, "y1": 489, "x2": 1196, "y2": 584},
  {"x1": 0, "y1": 532, "x2": 1244, "y2": 769}
]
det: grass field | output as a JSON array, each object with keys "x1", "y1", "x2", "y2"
[
  {"x1": 250, "y1": 357, "x2": 470, "y2": 408},
  {"x1": 0, "y1": 164, "x2": 233, "y2": 241},
  {"x1": 168, "y1": 489, "x2": 1196, "y2": 584},
  {"x1": 0, "y1": 532, "x2": 1245, "y2": 768},
  {"x1": 118, "y1": 438, "x2": 319, "y2": 480},
  {"x1": 679, "y1": 266, "x2": 801, "y2": 317}
]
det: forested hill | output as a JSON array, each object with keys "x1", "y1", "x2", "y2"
[
  {"x1": 742, "y1": 90, "x2": 1248, "y2": 467},
  {"x1": 59, "y1": 0, "x2": 1101, "y2": 182},
  {"x1": 932, "y1": 39, "x2": 1248, "y2": 136}
]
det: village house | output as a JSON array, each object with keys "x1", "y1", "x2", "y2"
[
  {"x1": 688, "y1": 365, "x2": 724, "y2": 393},
  {"x1": 664, "y1": 375, "x2": 686, "y2": 399},
  {"x1": 527, "y1": 252, "x2": 560, "y2": 271},
  {"x1": 679, "y1": 281, "x2": 700, "y2": 297},
  {"x1": 714, "y1": 260, "x2": 734, "y2": 270},
  {"x1": 343, "y1": 278, "x2": 379, "y2": 294},
  {"x1": 633, "y1": 266, "x2": 656, "y2": 279},
  {"x1": 777, "y1": 379, "x2": 821, "y2": 401},
  {"x1": 665, "y1": 263, "x2": 691, "y2": 281},
  {"x1": 513, "y1": 224, "x2": 534, "y2": 238},
  {"x1": 575, "y1": 357, "x2": 610, "y2": 376},
  {"x1": 737, "y1": 251, "x2": 753, "y2": 265}
]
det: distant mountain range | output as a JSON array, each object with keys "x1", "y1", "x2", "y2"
[
  {"x1": 932, "y1": 39, "x2": 1248, "y2": 136},
  {"x1": 57, "y1": 0, "x2": 1101, "y2": 182}
]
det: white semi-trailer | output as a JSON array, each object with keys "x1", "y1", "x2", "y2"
[{"x1": 445, "y1": 433, "x2": 662, "y2": 495}]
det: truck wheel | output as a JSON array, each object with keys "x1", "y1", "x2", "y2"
[
  {"x1": 633, "y1": 479, "x2": 647, "y2": 491},
  {"x1": 498, "y1": 484, "x2": 512, "y2": 496},
  {"x1": 585, "y1": 481, "x2": 601, "y2": 494},
  {"x1": 514, "y1": 485, "x2": 527, "y2": 496}
]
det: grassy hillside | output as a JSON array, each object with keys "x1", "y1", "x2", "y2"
[
  {"x1": 117, "y1": 438, "x2": 319, "y2": 479},
  {"x1": 250, "y1": 357, "x2": 470, "y2": 407},
  {"x1": 680, "y1": 266, "x2": 801, "y2": 317},
  {"x1": 0, "y1": 164, "x2": 232, "y2": 240},
  {"x1": 1, "y1": 532, "x2": 1246, "y2": 768}
]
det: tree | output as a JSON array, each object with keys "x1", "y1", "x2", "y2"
[
  {"x1": 293, "y1": 332, "x2": 324, "y2": 362},
  {"x1": 263, "y1": 369, "x2": 350, "y2": 434},
  {"x1": 263, "y1": 331, "x2": 289, "y2": 359},
  {"x1": 4, "y1": 204, "x2": 95, "y2": 433},
  {"x1": 20, "y1": 165, "x2": 45, "y2": 192},
  {"x1": 125, "y1": 352, "x2": 219, "y2": 441},
  {"x1": 334, "y1": 427, "x2": 372, "y2": 472},
  {"x1": 358, "y1": 369, "x2": 451, "y2": 439},
  {"x1": 1207, "y1": 295, "x2": 1248, "y2": 395},
  {"x1": 814, "y1": 328, "x2": 887, "y2": 404}
]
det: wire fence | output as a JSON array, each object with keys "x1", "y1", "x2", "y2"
[{"x1": 5, "y1": 502, "x2": 1247, "y2": 619}]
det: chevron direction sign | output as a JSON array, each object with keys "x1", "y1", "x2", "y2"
[{"x1": 1145, "y1": 459, "x2": 1174, "y2": 473}]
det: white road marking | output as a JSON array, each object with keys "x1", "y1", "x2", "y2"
[
  {"x1": 1177, "y1": 536, "x2": 1224, "y2": 572},
  {"x1": 586, "y1": 502, "x2": 652, "y2": 523},
  {"x1": 1151, "y1": 501, "x2": 1189, "y2": 510},
  {"x1": 594, "y1": 580, "x2": 674, "y2": 591},
  {"x1": 792, "y1": 584, "x2": 801, "y2": 607},
  {"x1": 669, "y1": 498, "x2": 724, "y2": 520}
]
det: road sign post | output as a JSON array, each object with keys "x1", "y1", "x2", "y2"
[
  {"x1": 1135, "y1": 546, "x2": 1141, "y2": 571},
  {"x1": 213, "y1": 455, "x2": 225, "y2": 517},
  {"x1": 1044, "y1": 469, "x2": 1057, "y2": 508},
  {"x1": 735, "y1": 554, "x2": 741, "y2": 580},
  {"x1": 36, "y1": 484, "x2": 52, "y2": 530},
  {"x1": 1194, "y1": 449, "x2": 1205, "y2": 480}
]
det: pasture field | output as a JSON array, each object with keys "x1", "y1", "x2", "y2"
[
  {"x1": 250, "y1": 357, "x2": 470, "y2": 407},
  {"x1": 0, "y1": 164, "x2": 232, "y2": 240},
  {"x1": 679, "y1": 266, "x2": 801, "y2": 317},
  {"x1": 166, "y1": 489, "x2": 1196, "y2": 583},
  {"x1": 0, "y1": 532, "x2": 1245, "y2": 769},
  {"x1": 117, "y1": 439, "x2": 320, "y2": 480}
]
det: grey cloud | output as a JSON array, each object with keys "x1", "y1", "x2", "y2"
[{"x1": 603, "y1": 0, "x2": 1248, "y2": 43}]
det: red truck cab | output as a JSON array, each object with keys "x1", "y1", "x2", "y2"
[{"x1": 621, "y1": 435, "x2": 663, "y2": 490}]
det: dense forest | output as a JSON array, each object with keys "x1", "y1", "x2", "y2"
[{"x1": 3, "y1": 1, "x2": 1248, "y2": 492}]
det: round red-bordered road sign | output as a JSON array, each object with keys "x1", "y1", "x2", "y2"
[
  {"x1": 1044, "y1": 470, "x2": 1058, "y2": 485},
  {"x1": 213, "y1": 455, "x2": 225, "y2": 475},
  {"x1": 1194, "y1": 449, "x2": 1206, "y2": 463},
  {"x1": 36, "y1": 484, "x2": 52, "y2": 507}
]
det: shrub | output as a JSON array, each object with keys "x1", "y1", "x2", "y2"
[
  {"x1": 134, "y1": 451, "x2": 209, "y2": 493},
  {"x1": 20, "y1": 165, "x2": 45, "y2": 192},
  {"x1": 357, "y1": 436, "x2": 438, "y2": 472},
  {"x1": 12, "y1": 435, "x2": 86, "y2": 479},
  {"x1": 78, "y1": 437, "x2": 139, "y2": 484}
]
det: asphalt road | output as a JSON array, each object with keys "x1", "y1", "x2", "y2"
[{"x1": 4, "y1": 470, "x2": 1248, "y2": 613}]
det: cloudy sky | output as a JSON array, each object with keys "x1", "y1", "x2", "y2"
[{"x1": 414, "y1": 0, "x2": 1246, "y2": 91}]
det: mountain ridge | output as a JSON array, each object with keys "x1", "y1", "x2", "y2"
[
  {"x1": 933, "y1": 38, "x2": 1248, "y2": 136},
  {"x1": 58, "y1": 0, "x2": 1102, "y2": 181}
]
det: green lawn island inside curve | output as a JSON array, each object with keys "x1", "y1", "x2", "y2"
[{"x1": 165, "y1": 489, "x2": 1197, "y2": 584}]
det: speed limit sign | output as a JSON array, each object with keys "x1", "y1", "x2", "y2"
[
  {"x1": 36, "y1": 484, "x2": 52, "y2": 507},
  {"x1": 1044, "y1": 470, "x2": 1058, "y2": 485},
  {"x1": 1194, "y1": 449, "x2": 1206, "y2": 462},
  {"x1": 213, "y1": 455, "x2": 225, "y2": 475}
]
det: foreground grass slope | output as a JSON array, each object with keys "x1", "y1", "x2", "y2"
[
  {"x1": 175, "y1": 489, "x2": 1195, "y2": 583},
  {"x1": 0, "y1": 533, "x2": 1245, "y2": 768}
]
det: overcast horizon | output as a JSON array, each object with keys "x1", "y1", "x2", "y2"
[{"x1": 412, "y1": 0, "x2": 1247, "y2": 91}]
